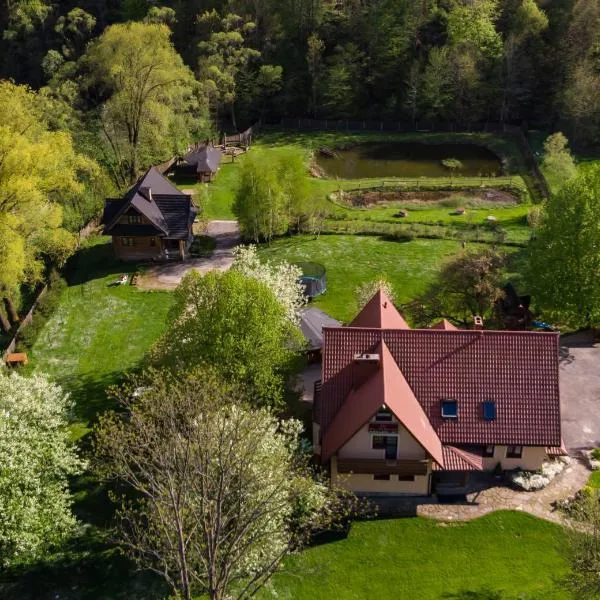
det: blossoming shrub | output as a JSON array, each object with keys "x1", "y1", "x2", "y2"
[
  {"x1": 0, "y1": 371, "x2": 85, "y2": 565},
  {"x1": 232, "y1": 244, "x2": 306, "y2": 324},
  {"x1": 509, "y1": 458, "x2": 568, "y2": 492}
]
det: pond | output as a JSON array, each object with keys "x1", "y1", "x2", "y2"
[{"x1": 315, "y1": 142, "x2": 503, "y2": 179}]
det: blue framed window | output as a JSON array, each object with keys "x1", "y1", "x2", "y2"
[
  {"x1": 441, "y1": 400, "x2": 458, "y2": 418},
  {"x1": 483, "y1": 401, "x2": 497, "y2": 421}
]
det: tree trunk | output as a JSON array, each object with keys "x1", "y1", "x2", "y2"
[
  {"x1": 0, "y1": 306, "x2": 10, "y2": 333},
  {"x1": 4, "y1": 297, "x2": 18, "y2": 324},
  {"x1": 230, "y1": 102, "x2": 238, "y2": 132}
]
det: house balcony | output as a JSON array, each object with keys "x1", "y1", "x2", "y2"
[{"x1": 336, "y1": 458, "x2": 429, "y2": 477}]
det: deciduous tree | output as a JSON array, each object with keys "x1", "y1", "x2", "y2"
[
  {"x1": 232, "y1": 244, "x2": 306, "y2": 324},
  {"x1": 0, "y1": 371, "x2": 85, "y2": 565},
  {"x1": 95, "y1": 369, "x2": 357, "y2": 600},
  {"x1": 405, "y1": 248, "x2": 506, "y2": 327},
  {"x1": 528, "y1": 166, "x2": 600, "y2": 329},
  {"x1": 541, "y1": 132, "x2": 577, "y2": 188},
  {"x1": 150, "y1": 270, "x2": 303, "y2": 407},
  {"x1": 83, "y1": 22, "x2": 203, "y2": 185}
]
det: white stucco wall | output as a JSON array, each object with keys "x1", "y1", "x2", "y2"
[
  {"x1": 337, "y1": 422, "x2": 427, "y2": 460},
  {"x1": 482, "y1": 446, "x2": 547, "y2": 471}
]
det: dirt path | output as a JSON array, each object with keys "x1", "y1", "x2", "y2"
[{"x1": 138, "y1": 220, "x2": 240, "y2": 290}]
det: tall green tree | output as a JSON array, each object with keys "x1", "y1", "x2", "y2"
[
  {"x1": 197, "y1": 11, "x2": 262, "y2": 130},
  {"x1": 83, "y1": 22, "x2": 204, "y2": 186},
  {"x1": 150, "y1": 270, "x2": 303, "y2": 407},
  {"x1": 405, "y1": 248, "x2": 506, "y2": 327},
  {"x1": 541, "y1": 132, "x2": 577, "y2": 189},
  {"x1": 0, "y1": 81, "x2": 99, "y2": 297},
  {"x1": 528, "y1": 166, "x2": 600, "y2": 329},
  {"x1": 233, "y1": 150, "x2": 289, "y2": 243}
]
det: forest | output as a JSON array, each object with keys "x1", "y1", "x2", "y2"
[{"x1": 0, "y1": 0, "x2": 599, "y2": 315}]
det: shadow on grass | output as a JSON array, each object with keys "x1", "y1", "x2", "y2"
[
  {"x1": 65, "y1": 239, "x2": 144, "y2": 286},
  {"x1": 442, "y1": 590, "x2": 507, "y2": 600},
  {"x1": 0, "y1": 529, "x2": 168, "y2": 600},
  {"x1": 58, "y1": 370, "x2": 124, "y2": 428}
]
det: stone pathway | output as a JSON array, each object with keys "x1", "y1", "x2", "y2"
[
  {"x1": 417, "y1": 457, "x2": 590, "y2": 524},
  {"x1": 138, "y1": 220, "x2": 240, "y2": 290}
]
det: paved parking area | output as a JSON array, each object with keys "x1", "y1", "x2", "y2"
[
  {"x1": 559, "y1": 332, "x2": 600, "y2": 451},
  {"x1": 138, "y1": 220, "x2": 240, "y2": 289}
]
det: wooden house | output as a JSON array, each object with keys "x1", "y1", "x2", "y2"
[
  {"x1": 101, "y1": 167, "x2": 197, "y2": 261},
  {"x1": 181, "y1": 144, "x2": 222, "y2": 182}
]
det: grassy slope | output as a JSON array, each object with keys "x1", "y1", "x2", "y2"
[
  {"x1": 28, "y1": 236, "x2": 173, "y2": 438},
  {"x1": 261, "y1": 512, "x2": 568, "y2": 600}
]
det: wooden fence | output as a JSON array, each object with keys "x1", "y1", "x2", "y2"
[
  {"x1": 1, "y1": 217, "x2": 100, "y2": 362},
  {"x1": 222, "y1": 123, "x2": 258, "y2": 146},
  {"x1": 1, "y1": 286, "x2": 48, "y2": 360}
]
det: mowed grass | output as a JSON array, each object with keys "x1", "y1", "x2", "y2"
[
  {"x1": 257, "y1": 235, "x2": 462, "y2": 322},
  {"x1": 260, "y1": 512, "x2": 568, "y2": 600},
  {"x1": 29, "y1": 236, "x2": 173, "y2": 437}
]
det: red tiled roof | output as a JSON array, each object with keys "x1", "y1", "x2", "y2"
[
  {"x1": 546, "y1": 440, "x2": 568, "y2": 457},
  {"x1": 433, "y1": 446, "x2": 484, "y2": 471},
  {"x1": 322, "y1": 340, "x2": 444, "y2": 465},
  {"x1": 320, "y1": 327, "x2": 561, "y2": 447},
  {"x1": 431, "y1": 319, "x2": 458, "y2": 331},
  {"x1": 349, "y1": 289, "x2": 410, "y2": 329}
]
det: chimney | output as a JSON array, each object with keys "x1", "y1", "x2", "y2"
[
  {"x1": 473, "y1": 315, "x2": 484, "y2": 330},
  {"x1": 352, "y1": 353, "x2": 380, "y2": 389}
]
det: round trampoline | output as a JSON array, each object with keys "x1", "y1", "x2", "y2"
[{"x1": 295, "y1": 262, "x2": 327, "y2": 298}]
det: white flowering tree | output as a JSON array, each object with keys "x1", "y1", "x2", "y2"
[
  {"x1": 355, "y1": 276, "x2": 396, "y2": 310},
  {"x1": 232, "y1": 244, "x2": 306, "y2": 325},
  {"x1": 0, "y1": 371, "x2": 85, "y2": 565},
  {"x1": 95, "y1": 369, "x2": 360, "y2": 600}
]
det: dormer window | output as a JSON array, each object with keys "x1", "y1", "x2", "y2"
[
  {"x1": 441, "y1": 400, "x2": 458, "y2": 419},
  {"x1": 483, "y1": 401, "x2": 496, "y2": 421},
  {"x1": 374, "y1": 405, "x2": 393, "y2": 422}
]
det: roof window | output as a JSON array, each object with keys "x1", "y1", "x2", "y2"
[
  {"x1": 441, "y1": 400, "x2": 458, "y2": 419},
  {"x1": 483, "y1": 401, "x2": 496, "y2": 421}
]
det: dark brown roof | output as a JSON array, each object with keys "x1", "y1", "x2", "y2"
[
  {"x1": 183, "y1": 145, "x2": 222, "y2": 173},
  {"x1": 101, "y1": 167, "x2": 196, "y2": 240},
  {"x1": 320, "y1": 327, "x2": 561, "y2": 447},
  {"x1": 322, "y1": 339, "x2": 444, "y2": 466}
]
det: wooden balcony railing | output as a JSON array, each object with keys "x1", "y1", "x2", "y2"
[{"x1": 337, "y1": 458, "x2": 429, "y2": 476}]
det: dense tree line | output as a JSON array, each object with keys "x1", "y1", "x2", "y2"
[{"x1": 2, "y1": 0, "x2": 600, "y2": 146}]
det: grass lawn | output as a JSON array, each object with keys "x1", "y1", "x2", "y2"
[
  {"x1": 588, "y1": 471, "x2": 600, "y2": 488},
  {"x1": 170, "y1": 129, "x2": 532, "y2": 224},
  {"x1": 258, "y1": 235, "x2": 461, "y2": 323},
  {"x1": 260, "y1": 511, "x2": 568, "y2": 600},
  {"x1": 28, "y1": 235, "x2": 173, "y2": 438}
]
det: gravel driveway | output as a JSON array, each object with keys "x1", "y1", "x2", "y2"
[
  {"x1": 559, "y1": 332, "x2": 600, "y2": 451},
  {"x1": 139, "y1": 220, "x2": 240, "y2": 289}
]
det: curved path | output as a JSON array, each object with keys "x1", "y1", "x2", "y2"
[
  {"x1": 416, "y1": 457, "x2": 589, "y2": 524},
  {"x1": 139, "y1": 220, "x2": 240, "y2": 289}
]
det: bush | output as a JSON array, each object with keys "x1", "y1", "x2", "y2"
[
  {"x1": 591, "y1": 448, "x2": 600, "y2": 461},
  {"x1": 508, "y1": 459, "x2": 568, "y2": 492}
]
